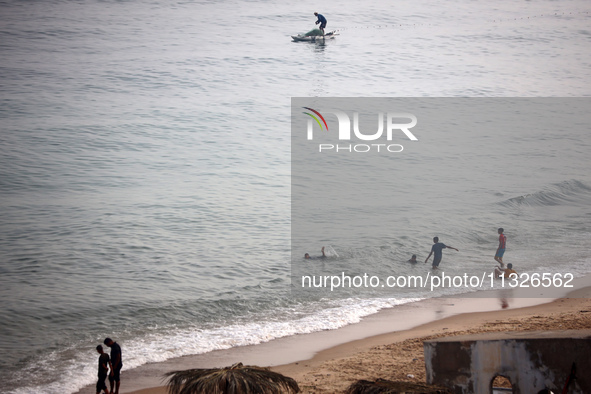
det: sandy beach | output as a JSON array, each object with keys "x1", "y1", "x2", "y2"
[
  {"x1": 104, "y1": 276, "x2": 591, "y2": 394},
  {"x1": 273, "y1": 289, "x2": 591, "y2": 393}
]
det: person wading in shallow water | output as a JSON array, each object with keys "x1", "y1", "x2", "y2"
[
  {"x1": 424, "y1": 237, "x2": 459, "y2": 269},
  {"x1": 495, "y1": 227, "x2": 507, "y2": 267}
]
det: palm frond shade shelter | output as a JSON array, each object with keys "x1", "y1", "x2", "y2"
[
  {"x1": 164, "y1": 362, "x2": 300, "y2": 394},
  {"x1": 345, "y1": 378, "x2": 451, "y2": 394}
]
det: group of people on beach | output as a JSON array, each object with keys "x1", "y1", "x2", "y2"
[{"x1": 95, "y1": 338, "x2": 123, "y2": 394}]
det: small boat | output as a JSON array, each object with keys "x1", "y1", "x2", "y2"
[{"x1": 291, "y1": 29, "x2": 338, "y2": 42}]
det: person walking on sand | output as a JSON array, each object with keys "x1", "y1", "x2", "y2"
[
  {"x1": 96, "y1": 345, "x2": 111, "y2": 394},
  {"x1": 104, "y1": 338, "x2": 122, "y2": 394},
  {"x1": 424, "y1": 237, "x2": 458, "y2": 269},
  {"x1": 495, "y1": 227, "x2": 507, "y2": 267}
]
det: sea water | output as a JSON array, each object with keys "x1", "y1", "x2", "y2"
[{"x1": 1, "y1": 0, "x2": 590, "y2": 392}]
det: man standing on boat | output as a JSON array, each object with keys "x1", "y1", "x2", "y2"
[{"x1": 314, "y1": 12, "x2": 327, "y2": 35}]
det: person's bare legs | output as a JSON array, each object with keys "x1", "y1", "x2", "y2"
[{"x1": 495, "y1": 255, "x2": 504, "y2": 267}]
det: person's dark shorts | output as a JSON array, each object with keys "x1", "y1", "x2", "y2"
[
  {"x1": 432, "y1": 256, "x2": 442, "y2": 267},
  {"x1": 495, "y1": 248, "x2": 505, "y2": 258},
  {"x1": 109, "y1": 367, "x2": 122, "y2": 382},
  {"x1": 97, "y1": 374, "x2": 107, "y2": 392},
  {"x1": 320, "y1": 22, "x2": 327, "y2": 30}
]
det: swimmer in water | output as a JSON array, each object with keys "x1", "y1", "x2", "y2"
[{"x1": 305, "y1": 246, "x2": 326, "y2": 259}]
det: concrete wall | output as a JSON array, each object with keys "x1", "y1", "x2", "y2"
[{"x1": 424, "y1": 330, "x2": 591, "y2": 394}]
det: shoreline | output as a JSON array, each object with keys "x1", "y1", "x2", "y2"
[{"x1": 77, "y1": 274, "x2": 591, "y2": 394}]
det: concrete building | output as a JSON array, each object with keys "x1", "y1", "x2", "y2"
[{"x1": 424, "y1": 330, "x2": 590, "y2": 394}]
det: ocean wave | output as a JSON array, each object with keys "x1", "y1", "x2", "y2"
[{"x1": 498, "y1": 180, "x2": 591, "y2": 208}]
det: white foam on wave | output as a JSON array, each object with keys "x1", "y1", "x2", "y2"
[{"x1": 113, "y1": 296, "x2": 425, "y2": 370}]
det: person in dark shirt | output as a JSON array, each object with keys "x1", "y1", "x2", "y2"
[
  {"x1": 104, "y1": 338, "x2": 122, "y2": 394},
  {"x1": 96, "y1": 345, "x2": 111, "y2": 394},
  {"x1": 424, "y1": 237, "x2": 459, "y2": 269},
  {"x1": 314, "y1": 12, "x2": 327, "y2": 34}
]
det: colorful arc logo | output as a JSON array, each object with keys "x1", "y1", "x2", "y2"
[{"x1": 302, "y1": 107, "x2": 329, "y2": 131}]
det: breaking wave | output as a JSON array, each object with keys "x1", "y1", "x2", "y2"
[{"x1": 499, "y1": 180, "x2": 591, "y2": 208}]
